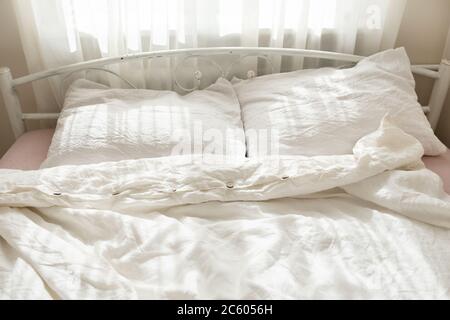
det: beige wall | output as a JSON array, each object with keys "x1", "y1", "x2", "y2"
[
  {"x1": 0, "y1": 0, "x2": 450, "y2": 157},
  {"x1": 0, "y1": 0, "x2": 37, "y2": 156}
]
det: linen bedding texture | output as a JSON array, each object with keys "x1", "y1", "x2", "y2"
[
  {"x1": 42, "y1": 47, "x2": 444, "y2": 169},
  {"x1": 41, "y1": 78, "x2": 246, "y2": 168},
  {"x1": 233, "y1": 48, "x2": 446, "y2": 157},
  {"x1": 1, "y1": 119, "x2": 450, "y2": 299}
]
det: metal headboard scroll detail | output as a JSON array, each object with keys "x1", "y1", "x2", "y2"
[
  {"x1": 226, "y1": 54, "x2": 275, "y2": 80},
  {"x1": 173, "y1": 54, "x2": 277, "y2": 92},
  {"x1": 173, "y1": 55, "x2": 225, "y2": 92},
  {"x1": 60, "y1": 67, "x2": 138, "y2": 101},
  {"x1": 60, "y1": 54, "x2": 277, "y2": 95}
]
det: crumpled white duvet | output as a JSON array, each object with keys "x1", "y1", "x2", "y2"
[{"x1": 0, "y1": 119, "x2": 449, "y2": 300}]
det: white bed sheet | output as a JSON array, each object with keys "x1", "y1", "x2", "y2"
[{"x1": 0, "y1": 119, "x2": 449, "y2": 300}]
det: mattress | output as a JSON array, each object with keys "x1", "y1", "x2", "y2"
[
  {"x1": 1, "y1": 129, "x2": 449, "y2": 194},
  {"x1": 0, "y1": 129, "x2": 54, "y2": 171},
  {"x1": 423, "y1": 152, "x2": 450, "y2": 193}
]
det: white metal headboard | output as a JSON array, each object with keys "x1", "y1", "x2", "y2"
[{"x1": 1, "y1": 47, "x2": 449, "y2": 140}]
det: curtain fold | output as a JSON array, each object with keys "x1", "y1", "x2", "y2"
[{"x1": 13, "y1": 0, "x2": 407, "y2": 113}]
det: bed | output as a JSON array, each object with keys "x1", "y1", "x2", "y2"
[{"x1": 1, "y1": 47, "x2": 450, "y2": 300}]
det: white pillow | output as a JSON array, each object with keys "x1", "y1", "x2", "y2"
[
  {"x1": 42, "y1": 78, "x2": 246, "y2": 168},
  {"x1": 233, "y1": 48, "x2": 447, "y2": 157}
]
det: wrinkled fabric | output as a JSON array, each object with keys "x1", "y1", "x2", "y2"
[
  {"x1": 42, "y1": 78, "x2": 246, "y2": 168},
  {"x1": 0, "y1": 120, "x2": 449, "y2": 300},
  {"x1": 233, "y1": 48, "x2": 446, "y2": 157}
]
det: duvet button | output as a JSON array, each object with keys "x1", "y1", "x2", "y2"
[
  {"x1": 226, "y1": 183, "x2": 235, "y2": 189},
  {"x1": 281, "y1": 176, "x2": 290, "y2": 181},
  {"x1": 53, "y1": 192, "x2": 62, "y2": 196}
]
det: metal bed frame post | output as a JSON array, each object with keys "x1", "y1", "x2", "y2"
[
  {"x1": 0, "y1": 67, "x2": 24, "y2": 139},
  {"x1": 429, "y1": 60, "x2": 450, "y2": 129},
  {"x1": 428, "y1": 22, "x2": 450, "y2": 130}
]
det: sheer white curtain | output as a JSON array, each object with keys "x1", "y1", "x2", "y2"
[{"x1": 13, "y1": 0, "x2": 407, "y2": 113}]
